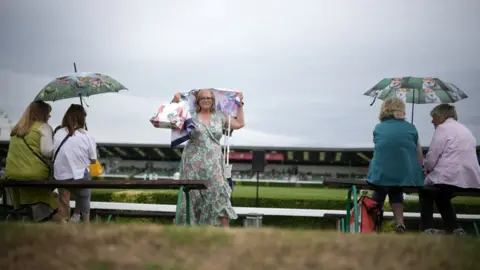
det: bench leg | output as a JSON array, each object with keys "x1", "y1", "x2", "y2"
[
  {"x1": 337, "y1": 218, "x2": 346, "y2": 232},
  {"x1": 1, "y1": 188, "x2": 7, "y2": 221},
  {"x1": 352, "y1": 185, "x2": 359, "y2": 233},
  {"x1": 174, "y1": 186, "x2": 191, "y2": 226},
  {"x1": 345, "y1": 185, "x2": 359, "y2": 233},
  {"x1": 175, "y1": 186, "x2": 184, "y2": 225},
  {"x1": 473, "y1": 222, "x2": 479, "y2": 237},
  {"x1": 345, "y1": 188, "x2": 351, "y2": 232},
  {"x1": 185, "y1": 189, "x2": 191, "y2": 226}
]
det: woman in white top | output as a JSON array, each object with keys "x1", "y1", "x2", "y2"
[{"x1": 53, "y1": 104, "x2": 97, "y2": 223}]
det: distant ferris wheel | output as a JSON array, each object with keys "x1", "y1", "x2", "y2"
[{"x1": 0, "y1": 108, "x2": 13, "y2": 137}]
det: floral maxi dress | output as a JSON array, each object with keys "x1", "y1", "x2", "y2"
[{"x1": 176, "y1": 111, "x2": 238, "y2": 226}]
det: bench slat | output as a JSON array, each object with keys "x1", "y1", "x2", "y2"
[
  {"x1": 323, "y1": 178, "x2": 480, "y2": 196},
  {"x1": 0, "y1": 179, "x2": 208, "y2": 189}
]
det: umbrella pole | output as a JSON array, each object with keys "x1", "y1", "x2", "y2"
[
  {"x1": 73, "y1": 62, "x2": 88, "y2": 130},
  {"x1": 411, "y1": 89, "x2": 415, "y2": 124},
  {"x1": 79, "y1": 94, "x2": 88, "y2": 130}
]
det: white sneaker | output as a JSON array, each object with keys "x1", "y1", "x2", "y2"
[{"x1": 69, "y1": 213, "x2": 81, "y2": 223}]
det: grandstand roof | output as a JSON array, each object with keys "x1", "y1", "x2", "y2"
[{"x1": 1, "y1": 140, "x2": 479, "y2": 167}]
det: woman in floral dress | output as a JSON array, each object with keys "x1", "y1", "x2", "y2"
[{"x1": 174, "y1": 88, "x2": 245, "y2": 227}]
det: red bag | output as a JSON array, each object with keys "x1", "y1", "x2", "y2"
[{"x1": 349, "y1": 196, "x2": 383, "y2": 233}]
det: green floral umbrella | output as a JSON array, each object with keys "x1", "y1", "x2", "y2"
[
  {"x1": 364, "y1": 77, "x2": 468, "y2": 103},
  {"x1": 34, "y1": 72, "x2": 127, "y2": 102},
  {"x1": 364, "y1": 76, "x2": 468, "y2": 122}
]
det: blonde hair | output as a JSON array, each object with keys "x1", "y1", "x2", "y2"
[
  {"x1": 195, "y1": 88, "x2": 216, "y2": 113},
  {"x1": 430, "y1": 104, "x2": 457, "y2": 122},
  {"x1": 379, "y1": 97, "x2": 406, "y2": 121},
  {"x1": 11, "y1": 101, "x2": 51, "y2": 137}
]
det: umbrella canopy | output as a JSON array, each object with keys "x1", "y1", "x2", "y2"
[
  {"x1": 34, "y1": 72, "x2": 127, "y2": 102},
  {"x1": 364, "y1": 77, "x2": 468, "y2": 104}
]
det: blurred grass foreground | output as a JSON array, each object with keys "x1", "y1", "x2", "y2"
[{"x1": 1, "y1": 223, "x2": 479, "y2": 270}]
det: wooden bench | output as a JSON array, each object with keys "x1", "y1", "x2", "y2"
[
  {"x1": 0, "y1": 179, "x2": 208, "y2": 225},
  {"x1": 2, "y1": 195, "x2": 479, "y2": 229},
  {"x1": 323, "y1": 178, "x2": 480, "y2": 234}
]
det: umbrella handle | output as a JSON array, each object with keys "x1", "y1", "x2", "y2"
[
  {"x1": 223, "y1": 115, "x2": 231, "y2": 166},
  {"x1": 411, "y1": 89, "x2": 415, "y2": 124},
  {"x1": 74, "y1": 62, "x2": 87, "y2": 130},
  {"x1": 227, "y1": 115, "x2": 231, "y2": 166}
]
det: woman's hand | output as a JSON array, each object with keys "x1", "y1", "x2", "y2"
[
  {"x1": 236, "y1": 92, "x2": 244, "y2": 102},
  {"x1": 173, "y1": 92, "x2": 181, "y2": 103}
]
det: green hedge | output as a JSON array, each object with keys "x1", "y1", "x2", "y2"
[
  {"x1": 232, "y1": 180, "x2": 326, "y2": 189},
  {"x1": 90, "y1": 190, "x2": 480, "y2": 231},
  {"x1": 95, "y1": 175, "x2": 327, "y2": 189}
]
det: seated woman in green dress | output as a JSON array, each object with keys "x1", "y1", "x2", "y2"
[
  {"x1": 4, "y1": 101, "x2": 59, "y2": 222},
  {"x1": 174, "y1": 88, "x2": 245, "y2": 227},
  {"x1": 367, "y1": 97, "x2": 424, "y2": 233}
]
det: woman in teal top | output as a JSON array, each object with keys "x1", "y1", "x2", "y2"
[{"x1": 367, "y1": 97, "x2": 424, "y2": 233}]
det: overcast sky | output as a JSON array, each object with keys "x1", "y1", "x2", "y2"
[{"x1": 0, "y1": 0, "x2": 479, "y2": 148}]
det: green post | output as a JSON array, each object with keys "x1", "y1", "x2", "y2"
[
  {"x1": 345, "y1": 185, "x2": 359, "y2": 233},
  {"x1": 346, "y1": 188, "x2": 352, "y2": 233},
  {"x1": 352, "y1": 185, "x2": 359, "y2": 233},
  {"x1": 174, "y1": 186, "x2": 184, "y2": 225},
  {"x1": 185, "y1": 188, "x2": 191, "y2": 226},
  {"x1": 174, "y1": 186, "x2": 191, "y2": 226}
]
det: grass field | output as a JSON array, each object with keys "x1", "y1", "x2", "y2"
[{"x1": 1, "y1": 223, "x2": 479, "y2": 270}]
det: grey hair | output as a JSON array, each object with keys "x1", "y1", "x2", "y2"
[{"x1": 430, "y1": 104, "x2": 457, "y2": 122}]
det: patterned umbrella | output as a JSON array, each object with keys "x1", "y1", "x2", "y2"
[
  {"x1": 34, "y1": 72, "x2": 127, "y2": 102},
  {"x1": 364, "y1": 77, "x2": 468, "y2": 122},
  {"x1": 364, "y1": 77, "x2": 468, "y2": 104}
]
